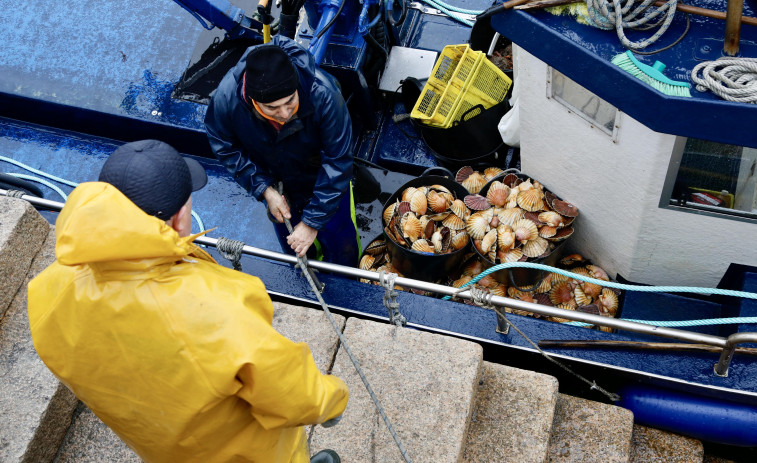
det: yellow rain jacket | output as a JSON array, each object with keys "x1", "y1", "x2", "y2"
[{"x1": 27, "y1": 182, "x2": 348, "y2": 463}]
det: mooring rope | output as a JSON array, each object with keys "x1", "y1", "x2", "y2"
[
  {"x1": 691, "y1": 57, "x2": 757, "y2": 104},
  {"x1": 216, "y1": 237, "x2": 245, "y2": 271},
  {"x1": 4, "y1": 189, "x2": 26, "y2": 198},
  {"x1": 467, "y1": 286, "x2": 620, "y2": 401},
  {"x1": 379, "y1": 270, "x2": 408, "y2": 327},
  {"x1": 585, "y1": 0, "x2": 678, "y2": 50}
]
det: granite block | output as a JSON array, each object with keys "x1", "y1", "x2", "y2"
[
  {"x1": 272, "y1": 301, "x2": 345, "y2": 372},
  {"x1": 0, "y1": 227, "x2": 78, "y2": 463},
  {"x1": 548, "y1": 394, "x2": 634, "y2": 463},
  {"x1": 54, "y1": 402, "x2": 141, "y2": 463},
  {"x1": 0, "y1": 197, "x2": 49, "y2": 318},
  {"x1": 630, "y1": 425, "x2": 703, "y2": 463},
  {"x1": 310, "y1": 318, "x2": 483, "y2": 463},
  {"x1": 463, "y1": 361, "x2": 559, "y2": 463}
]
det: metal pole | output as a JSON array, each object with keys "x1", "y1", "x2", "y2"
[
  {"x1": 724, "y1": 0, "x2": 744, "y2": 56},
  {"x1": 714, "y1": 332, "x2": 757, "y2": 376},
  {"x1": 2, "y1": 189, "x2": 736, "y2": 352}
]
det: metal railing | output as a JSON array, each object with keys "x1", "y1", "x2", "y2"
[{"x1": 6, "y1": 188, "x2": 756, "y2": 377}]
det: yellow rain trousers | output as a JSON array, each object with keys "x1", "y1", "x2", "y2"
[{"x1": 27, "y1": 183, "x2": 348, "y2": 463}]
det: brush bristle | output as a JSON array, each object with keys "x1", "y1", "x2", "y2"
[{"x1": 611, "y1": 52, "x2": 691, "y2": 97}]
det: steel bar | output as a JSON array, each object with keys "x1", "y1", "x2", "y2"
[
  {"x1": 5, "y1": 189, "x2": 742, "y2": 355},
  {"x1": 724, "y1": 0, "x2": 744, "y2": 55},
  {"x1": 715, "y1": 332, "x2": 757, "y2": 376},
  {"x1": 539, "y1": 340, "x2": 757, "y2": 356}
]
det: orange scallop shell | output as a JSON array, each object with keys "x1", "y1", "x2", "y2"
[{"x1": 517, "y1": 188, "x2": 545, "y2": 212}]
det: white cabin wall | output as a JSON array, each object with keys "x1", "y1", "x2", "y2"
[{"x1": 513, "y1": 45, "x2": 757, "y2": 287}]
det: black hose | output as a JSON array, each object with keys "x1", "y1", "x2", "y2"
[
  {"x1": 315, "y1": 0, "x2": 347, "y2": 40},
  {"x1": 387, "y1": 0, "x2": 408, "y2": 27}
]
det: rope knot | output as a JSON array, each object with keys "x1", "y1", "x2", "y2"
[
  {"x1": 379, "y1": 270, "x2": 407, "y2": 327},
  {"x1": 216, "y1": 237, "x2": 245, "y2": 271},
  {"x1": 4, "y1": 189, "x2": 26, "y2": 198}
]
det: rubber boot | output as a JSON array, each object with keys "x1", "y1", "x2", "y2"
[
  {"x1": 279, "y1": 13, "x2": 299, "y2": 40},
  {"x1": 310, "y1": 449, "x2": 340, "y2": 463}
]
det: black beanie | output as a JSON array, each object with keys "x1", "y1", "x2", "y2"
[{"x1": 244, "y1": 45, "x2": 299, "y2": 103}]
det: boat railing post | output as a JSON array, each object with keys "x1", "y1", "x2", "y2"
[
  {"x1": 494, "y1": 307, "x2": 510, "y2": 335},
  {"x1": 714, "y1": 332, "x2": 757, "y2": 377}
]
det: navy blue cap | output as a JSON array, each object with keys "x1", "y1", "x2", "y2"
[
  {"x1": 245, "y1": 44, "x2": 299, "y2": 103},
  {"x1": 99, "y1": 140, "x2": 207, "y2": 220}
]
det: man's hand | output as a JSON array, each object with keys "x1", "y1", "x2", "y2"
[
  {"x1": 263, "y1": 186, "x2": 291, "y2": 223},
  {"x1": 287, "y1": 222, "x2": 317, "y2": 257}
]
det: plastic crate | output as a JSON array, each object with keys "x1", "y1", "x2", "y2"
[{"x1": 411, "y1": 44, "x2": 512, "y2": 128}]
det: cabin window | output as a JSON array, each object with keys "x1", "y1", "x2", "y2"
[
  {"x1": 662, "y1": 138, "x2": 757, "y2": 223},
  {"x1": 547, "y1": 68, "x2": 619, "y2": 139}
]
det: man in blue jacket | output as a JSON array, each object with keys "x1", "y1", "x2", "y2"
[{"x1": 205, "y1": 36, "x2": 359, "y2": 267}]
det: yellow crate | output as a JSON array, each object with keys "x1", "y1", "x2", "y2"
[{"x1": 411, "y1": 44, "x2": 513, "y2": 128}]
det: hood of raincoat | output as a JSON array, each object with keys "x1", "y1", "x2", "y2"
[{"x1": 28, "y1": 182, "x2": 348, "y2": 463}]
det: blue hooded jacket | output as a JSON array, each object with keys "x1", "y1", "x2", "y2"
[{"x1": 205, "y1": 36, "x2": 353, "y2": 230}]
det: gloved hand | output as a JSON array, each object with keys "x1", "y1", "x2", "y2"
[
  {"x1": 279, "y1": 13, "x2": 298, "y2": 39},
  {"x1": 321, "y1": 415, "x2": 343, "y2": 428},
  {"x1": 263, "y1": 186, "x2": 291, "y2": 223}
]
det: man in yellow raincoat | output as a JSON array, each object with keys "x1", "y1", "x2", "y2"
[{"x1": 27, "y1": 140, "x2": 348, "y2": 463}]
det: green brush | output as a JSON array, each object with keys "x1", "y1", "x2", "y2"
[{"x1": 611, "y1": 50, "x2": 691, "y2": 97}]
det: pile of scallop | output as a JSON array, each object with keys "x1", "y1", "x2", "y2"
[{"x1": 457, "y1": 166, "x2": 577, "y2": 264}]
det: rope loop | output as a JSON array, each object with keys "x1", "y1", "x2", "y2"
[
  {"x1": 469, "y1": 286, "x2": 495, "y2": 310},
  {"x1": 4, "y1": 189, "x2": 26, "y2": 198},
  {"x1": 692, "y1": 58, "x2": 757, "y2": 103},
  {"x1": 216, "y1": 236, "x2": 245, "y2": 271},
  {"x1": 379, "y1": 270, "x2": 407, "y2": 327},
  {"x1": 586, "y1": 0, "x2": 677, "y2": 50}
]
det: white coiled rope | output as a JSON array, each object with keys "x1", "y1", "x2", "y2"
[
  {"x1": 692, "y1": 57, "x2": 757, "y2": 104},
  {"x1": 586, "y1": 0, "x2": 678, "y2": 50}
]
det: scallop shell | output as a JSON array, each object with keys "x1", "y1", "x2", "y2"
[
  {"x1": 598, "y1": 288, "x2": 619, "y2": 317},
  {"x1": 586, "y1": 264, "x2": 610, "y2": 281},
  {"x1": 574, "y1": 286, "x2": 593, "y2": 306},
  {"x1": 397, "y1": 200, "x2": 412, "y2": 217},
  {"x1": 462, "y1": 259, "x2": 485, "y2": 277},
  {"x1": 455, "y1": 166, "x2": 474, "y2": 183},
  {"x1": 431, "y1": 230, "x2": 444, "y2": 252},
  {"x1": 359, "y1": 254, "x2": 375, "y2": 270},
  {"x1": 524, "y1": 211, "x2": 542, "y2": 224},
  {"x1": 481, "y1": 229, "x2": 498, "y2": 254},
  {"x1": 427, "y1": 190, "x2": 450, "y2": 213},
  {"x1": 383, "y1": 202, "x2": 397, "y2": 226},
  {"x1": 550, "y1": 301, "x2": 576, "y2": 323},
  {"x1": 478, "y1": 274, "x2": 498, "y2": 289},
  {"x1": 538, "y1": 211, "x2": 564, "y2": 228},
  {"x1": 401, "y1": 213, "x2": 423, "y2": 242},
  {"x1": 582, "y1": 281, "x2": 603, "y2": 299},
  {"x1": 535, "y1": 274, "x2": 554, "y2": 294},
  {"x1": 502, "y1": 173, "x2": 522, "y2": 188},
  {"x1": 539, "y1": 226, "x2": 557, "y2": 238},
  {"x1": 365, "y1": 239, "x2": 387, "y2": 255},
  {"x1": 505, "y1": 189, "x2": 520, "y2": 208},
  {"x1": 466, "y1": 212, "x2": 491, "y2": 240},
  {"x1": 548, "y1": 226, "x2": 574, "y2": 241},
  {"x1": 452, "y1": 275, "x2": 473, "y2": 288},
  {"x1": 489, "y1": 284, "x2": 507, "y2": 297},
  {"x1": 449, "y1": 230, "x2": 470, "y2": 250},
  {"x1": 411, "y1": 239, "x2": 435, "y2": 253},
  {"x1": 551, "y1": 272, "x2": 571, "y2": 285},
  {"x1": 552, "y1": 199, "x2": 579, "y2": 217},
  {"x1": 571, "y1": 267, "x2": 591, "y2": 280},
  {"x1": 464, "y1": 194, "x2": 491, "y2": 211},
  {"x1": 512, "y1": 218, "x2": 539, "y2": 243},
  {"x1": 544, "y1": 190, "x2": 559, "y2": 210},
  {"x1": 410, "y1": 189, "x2": 428, "y2": 215},
  {"x1": 517, "y1": 188, "x2": 545, "y2": 212},
  {"x1": 534, "y1": 292, "x2": 553, "y2": 307},
  {"x1": 522, "y1": 236, "x2": 548, "y2": 258},
  {"x1": 428, "y1": 211, "x2": 451, "y2": 222},
  {"x1": 498, "y1": 208, "x2": 525, "y2": 227},
  {"x1": 560, "y1": 253, "x2": 586, "y2": 267},
  {"x1": 483, "y1": 167, "x2": 504, "y2": 180},
  {"x1": 462, "y1": 172, "x2": 486, "y2": 195},
  {"x1": 442, "y1": 213, "x2": 466, "y2": 230},
  {"x1": 549, "y1": 281, "x2": 574, "y2": 305},
  {"x1": 500, "y1": 247, "x2": 523, "y2": 263},
  {"x1": 578, "y1": 304, "x2": 601, "y2": 316},
  {"x1": 486, "y1": 181, "x2": 510, "y2": 207},
  {"x1": 497, "y1": 224, "x2": 515, "y2": 250},
  {"x1": 429, "y1": 184, "x2": 451, "y2": 195},
  {"x1": 401, "y1": 187, "x2": 417, "y2": 202},
  {"x1": 449, "y1": 199, "x2": 467, "y2": 218}
]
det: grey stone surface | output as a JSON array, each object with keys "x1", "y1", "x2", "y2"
[
  {"x1": 0, "y1": 227, "x2": 78, "y2": 463},
  {"x1": 547, "y1": 393, "x2": 634, "y2": 463},
  {"x1": 0, "y1": 197, "x2": 49, "y2": 318},
  {"x1": 272, "y1": 301, "x2": 345, "y2": 372},
  {"x1": 55, "y1": 403, "x2": 141, "y2": 463},
  {"x1": 310, "y1": 318, "x2": 483, "y2": 463},
  {"x1": 630, "y1": 425, "x2": 703, "y2": 463},
  {"x1": 463, "y1": 361, "x2": 559, "y2": 463}
]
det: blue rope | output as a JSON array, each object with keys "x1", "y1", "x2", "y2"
[
  {"x1": 1, "y1": 155, "x2": 206, "y2": 233},
  {"x1": 419, "y1": 0, "x2": 483, "y2": 15},
  {"x1": 443, "y1": 262, "x2": 757, "y2": 326},
  {"x1": 418, "y1": 0, "x2": 475, "y2": 26}
]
